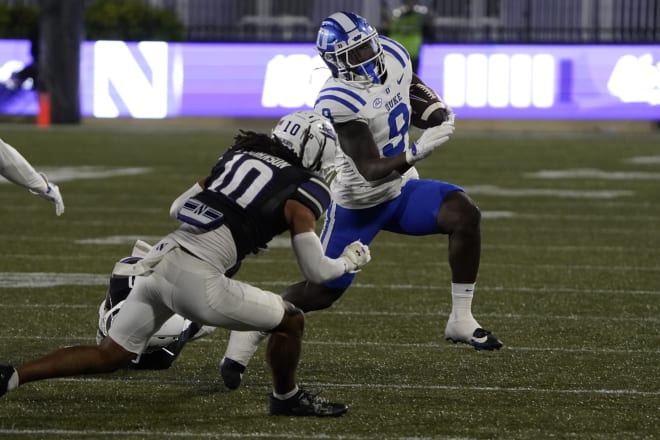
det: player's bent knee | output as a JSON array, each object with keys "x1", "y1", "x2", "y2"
[
  {"x1": 283, "y1": 300, "x2": 304, "y2": 328},
  {"x1": 459, "y1": 193, "x2": 481, "y2": 226},
  {"x1": 273, "y1": 301, "x2": 304, "y2": 337},
  {"x1": 439, "y1": 191, "x2": 482, "y2": 232}
]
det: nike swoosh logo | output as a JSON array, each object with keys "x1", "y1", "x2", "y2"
[{"x1": 396, "y1": 74, "x2": 404, "y2": 84}]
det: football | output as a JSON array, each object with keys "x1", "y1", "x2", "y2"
[{"x1": 409, "y1": 79, "x2": 451, "y2": 129}]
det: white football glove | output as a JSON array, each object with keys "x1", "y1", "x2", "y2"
[
  {"x1": 30, "y1": 172, "x2": 65, "y2": 216},
  {"x1": 405, "y1": 121, "x2": 455, "y2": 165},
  {"x1": 339, "y1": 240, "x2": 371, "y2": 274},
  {"x1": 444, "y1": 104, "x2": 456, "y2": 125}
]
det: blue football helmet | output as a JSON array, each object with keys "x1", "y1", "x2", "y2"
[{"x1": 316, "y1": 11, "x2": 386, "y2": 86}]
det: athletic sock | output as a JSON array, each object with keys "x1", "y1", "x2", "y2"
[
  {"x1": 273, "y1": 385, "x2": 299, "y2": 400},
  {"x1": 450, "y1": 282, "x2": 476, "y2": 321}
]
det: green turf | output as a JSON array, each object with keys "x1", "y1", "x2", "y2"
[{"x1": 0, "y1": 121, "x2": 658, "y2": 440}]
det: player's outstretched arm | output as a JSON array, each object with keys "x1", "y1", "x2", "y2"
[
  {"x1": 0, "y1": 138, "x2": 47, "y2": 192},
  {"x1": 285, "y1": 199, "x2": 370, "y2": 283},
  {"x1": 0, "y1": 139, "x2": 64, "y2": 216}
]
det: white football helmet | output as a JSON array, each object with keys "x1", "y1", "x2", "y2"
[
  {"x1": 97, "y1": 245, "x2": 215, "y2": 353},
  {"x1": 96, "y1": 255, "x2": 192, "y2": 352},
  {"x1": 271, "y1": 110, "x2": 338, "y2": 180},
  {"x1": 97, "y1": 299, "x2": 189, "y2": 351}
]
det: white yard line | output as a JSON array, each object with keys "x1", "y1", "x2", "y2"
[
  {"x1": 527, "y1": 168, "x2": 660, "y2": 180},
  {"x1": 3, "y1": 376, "x2": 656, "y2": 397},
  {"x1": 0, "y1": 304, "x2": 656, "y2": 324},
  {"x1": 0, "y1": 166, "x2": 151, "y2": 185},
  {"x1": 0, "y1": 430, "x2": 469, "y2": 440},
  {"x1": 1, "y1": 273, "x2": 659, "y2": 295},
  {"x1": 626, "y1": 155, "x2": 660, "y2": 165},
  {"x1": 0, "y1": 335, "x2": 656, "y2": 355}
]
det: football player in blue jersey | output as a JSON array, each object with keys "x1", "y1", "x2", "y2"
[
  {"x1": 220, "y1": 11, "x2": 502, "y2": 390},
  {"x1": 0, "y1": 110, "x2": 372, "y2": 417}
]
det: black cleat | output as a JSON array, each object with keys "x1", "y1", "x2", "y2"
[
  {"x1": 446, "y1": 327, "x2": 503, "y2": 351},
  {"x1": 270, "y1": 387, "x2": 348, "y2": 417},
  {"x1": 219, "y1": 357, "x2": 246, "y2": 390},
  {"x1": 0, "y1": 365, "x2": 16, "y2": 397}
]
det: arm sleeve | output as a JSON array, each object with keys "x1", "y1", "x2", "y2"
[
  {"x1": 0, "y1": 138, "x2": 48, "y2": 193},
  {"x1": 292, "y1": 231, "x2": 348, "y2": 284},
  {"x1": 169, "y1": 182, "x2": 204, "y2": 219}
]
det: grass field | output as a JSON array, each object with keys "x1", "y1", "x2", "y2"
[{"x1": 0, "y1": 121, "x2": 658, "y2": 440}]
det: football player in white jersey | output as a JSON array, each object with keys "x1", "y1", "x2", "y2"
[
  {"x1": 220, "y1": 11, "x2": 502, "y2": 390},
  {"x1": 0, "y1": 137, "x2": 64, "y2": 215},
  {"x1": 0, "y1": 111, "x2": 372, "y2": 417}
]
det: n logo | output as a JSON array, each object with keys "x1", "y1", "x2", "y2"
[
  {"x1": 93, "y1": 41, "x2": 169, "y2": 118},
  {"x1": 177, "y1": 198, "x2": 225, "y2": 230}
]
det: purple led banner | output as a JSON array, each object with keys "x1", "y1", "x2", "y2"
[
  {"x1": 419, "y1": 44, "x2": 660, "y2": 120},
  {"x1": 78, "y1": 41, "x2": 322, "y2": 118},
  {"x1": 1, "y1": 40, "x2": 659, "y2": 120},
  {"x1": 177, "y1": 43, "x2": 321, "y2": 117}
]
